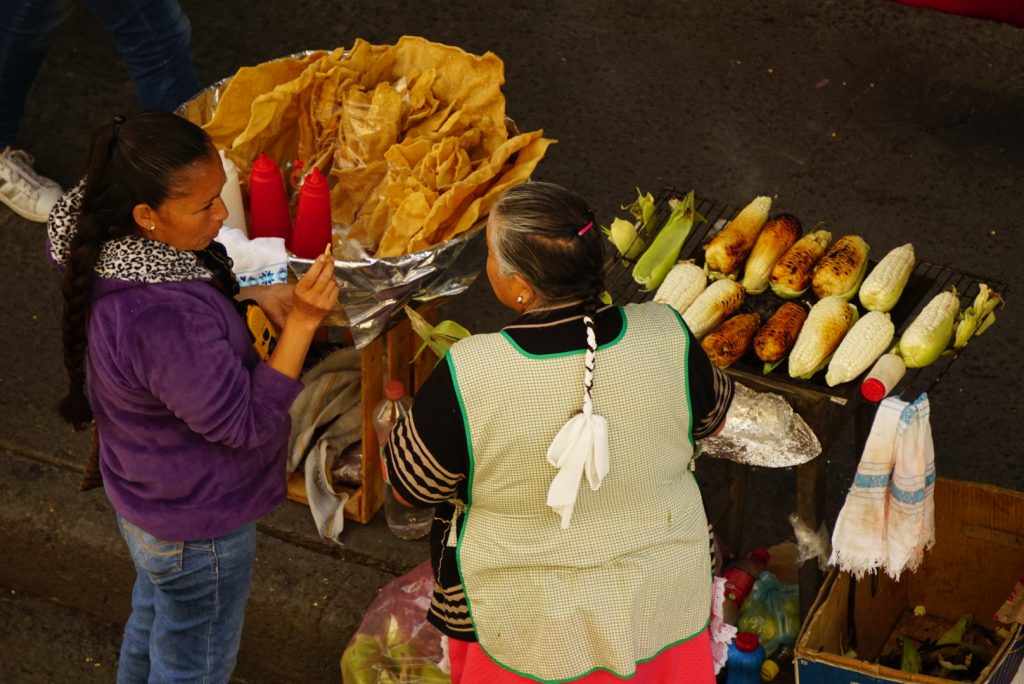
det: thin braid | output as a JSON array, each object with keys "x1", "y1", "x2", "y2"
[{"x1": 579, "y1": 269, "x2": 604, "y2": 414}]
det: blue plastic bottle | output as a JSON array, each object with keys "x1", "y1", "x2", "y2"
[{"x1": 726, "y1": 631, "x2": 765, "y2": 684}]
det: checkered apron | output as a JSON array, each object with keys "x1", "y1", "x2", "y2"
[{"x1": 448, "y1": 303, "x2": 712, "y2": 681}]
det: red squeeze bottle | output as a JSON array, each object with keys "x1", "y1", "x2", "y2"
[
  {"x1": 721, "y1": 547, "x2": 770, "y2": 625},
  {"x1": 248, "y1": 153, "x2": 292, "y2": 244},
  {"x1": 290, "y1": 167, "x2": 332, "y2": 258}
]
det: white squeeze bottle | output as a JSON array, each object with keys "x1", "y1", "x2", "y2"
[
  {"x1": 219, "y1": 150, "x2": 248, "y2": 235},
  {"x1": 373, "y1": 380, "x2": 433, "y2": 540}
]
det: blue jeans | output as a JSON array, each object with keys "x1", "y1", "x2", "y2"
[
  {"x1": 0, "y1": 0, "x2": 201, "y2": 146},
  {"x1": 115, "y1": 516, "x2": 256, "y2": 684}
]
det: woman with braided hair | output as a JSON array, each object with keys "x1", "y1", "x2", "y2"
[
  {"x1": 383, "y1": 181, "x2": 734, "y2": 682},
  {"x1": 48, "y1": 110, "x2": 338, "y2": 682}
]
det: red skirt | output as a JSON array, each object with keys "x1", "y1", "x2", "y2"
[{"x1": 448, "y1": 628, "x2": 715, "y2": 683}]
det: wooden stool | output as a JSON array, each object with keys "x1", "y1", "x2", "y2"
[{"x1": 286, "y1": 303, "x2": 442, "y2": 523}]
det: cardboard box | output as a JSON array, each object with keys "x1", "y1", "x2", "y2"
[{"x1": 796, "y1": 478, "x2": 1024, "y2": 683}]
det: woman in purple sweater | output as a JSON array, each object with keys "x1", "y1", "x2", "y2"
[{"x1": 49, "y1": 111, "x2": 338, "y2": 683}]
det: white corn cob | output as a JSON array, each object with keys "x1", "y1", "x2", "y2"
[
  {"x1": 896, "y1": 290, "x2": 960, "y2": 368},
  {"x1": 682, "y1": 279, "x2": 745, "y2": 339},
  {"x1": 825, "y1": 311, "x2": 895, "y2": 386},
  {"x1": 788, "y1": 296, "x2": 857, "y2": 379},
  {"x1": 859, "y1": 243, "x2": 915, "y2": 312},
  {"x1": 653, "y1": 262, "x2": 707, "y2": 314}
]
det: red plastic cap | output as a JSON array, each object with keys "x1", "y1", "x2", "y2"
[
  {"x1": 252, "y1": 152, "x2": 277, "y2": 173},
  {"x1": 735, "y1": 632, "x2": 760, "y2": 653},
  {"x1": 750, "y1": 547, "x2": 770, "y2": 564},
  {"x1": 860, "y1": 377, "x2": 886, "y2": 402},
  {"x1": 304, "y1": 166, "x2": 327, "y2": 189},
  {"x1": 384, "y1": 380, "x2": 406, "y2": 400}
]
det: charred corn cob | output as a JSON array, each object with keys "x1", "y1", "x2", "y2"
[
  {"x1": 703, "y1": 195, "x2": 772, "y2": 276},
  {"x1": 753, "y1": 301, "x2": 808, "y2": 369},
  {"x1": 741, "y1": 213, "x2": 802, "y2": 294},
  {"x1": 653, "y1": 261, "x2": 707, "y2": 314},
  {"x1": 811, "y1": 234, "x2": 870, "y2": 300},
  {"x1": 701, "y1": 312, "x2": 761, "y2": 368},
  {"x1": 632, "y1": 191, "x2": 700, "y2": 291},
  {"x1": 895, "y1": 290, "x2": 960, "y2": 368},
  {"x1": 825, "y1": 311, "x2": 895, "y2": 386},
  {"x1": 788, "y1": 296, "x2": 857, "y2": 379},
  {"x1": 682, "y1": 278, "x2": 746, "y2": 339},
  {"x1": 769, "y1": 230, "x2": 832, "y2": 298},
  {"x1": 859, "y1": 243, "x2": 915, "y2": 312}
]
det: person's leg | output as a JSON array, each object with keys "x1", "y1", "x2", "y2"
[
  {"x1": 81, "y1": 0, "x2": 201, "y2": 111},
  {"x1": 0, "y1": 0, "x2": 75, "y2": 147},
  {"x1": 115, "y1": 515, "x2": 164, "y2": 684},
  {"x1": 147, "y1": 522, "x2": 256, "y2": 682}
]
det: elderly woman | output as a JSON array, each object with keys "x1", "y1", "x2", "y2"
[
  {"x1": 50, "y1": 111, "x2": 338, "y2": 683},
  {"x1": 384, "y1": 181, "x2": 734, "y2": 682}
]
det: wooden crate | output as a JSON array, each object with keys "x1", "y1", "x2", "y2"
[{"x1": 286, "y1": 305, "x2": 441, "y2": 523}]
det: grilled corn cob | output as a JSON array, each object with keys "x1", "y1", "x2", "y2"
[
  {"x1": 632, "y1": 190, "x2": 700, "y2": 291},
  {"x1": 682, "y1": 278, "x2": 746, "y2": 339},
  {"x1": 703, "y1": 195, "x2": 772, "y2": 276},
  {"x1": 754, "y1": 301, "x2": 808, "y2": 369},
  {"x1": 787, "y1": 296, "x2": 857, "y2": 379},
  {"x1": 653, "y1": 261, "x2": 707, "y2": 314},
  {"x1": 825, "y1": 311, "x2": 895, "y2": 386},
  {"x1": 741, "y1": 213, "x2": 802, "y2": 294},
  {"x1": 811, "y1": 234, "x2": 870, "y2": 300},
  {"x1": 895, "y1": 290, "x2": 960, "y2": 368},
  {"x1": 701, "y1": 312, "x2": 761, "y2": 368},
  {"x1": 769, "y1": 230, "x2": 832, "y2": 298},
  {"x1": 859, "y1": 243, "x2": 915, "y2": 312}
]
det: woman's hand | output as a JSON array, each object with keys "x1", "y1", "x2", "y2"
[
  {"x1": 288, "y1": 254, "x2": 339, "y2": 330},
  {"x1": 239, "y1": 283, "x2": 294, "y2": 329}
]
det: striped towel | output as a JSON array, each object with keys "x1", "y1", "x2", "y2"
[
  {"x1": 829, "y1": 396, "x2": 905, "y2": 578},
  {"x1": 886, "y1": 393, "x2": 936, "y2": 580}
]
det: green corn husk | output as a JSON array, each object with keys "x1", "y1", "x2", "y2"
[
  {"x1": 902, "y1": 639, "x2": 922, "y2": 674},
  {"x1": 602, "y1": 188, "x2": 655, "y2": 261},
  {"x1": 404, "y1": 306, "x2": 471, "y2": 364},
  {"x1": 953, "y1": 283, "x2": 1004, "y2": 349},
  {"x1": 632, "y1": 190, "x2": 702, "y2": 291}
]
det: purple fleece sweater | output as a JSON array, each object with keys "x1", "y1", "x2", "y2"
[{"x1": 87, "y1": 276, "x2": 302, "y2": 540}]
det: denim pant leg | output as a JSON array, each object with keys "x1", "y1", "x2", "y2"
[
  {"x1": 0, "y1": 0, "x2": 76, "y2": 146},
  {"x1": 118, "y1": 565, "x2": 157, "y2": 683},
  {"x1": 116, "y1": 516, "x2": 257, "y2": 684},
  {"x1": 80, "y1": 0, "x2": 201, "y2": 111}
]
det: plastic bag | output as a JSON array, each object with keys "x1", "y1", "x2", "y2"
[
  {"x1": 788, "y1": 511, "x2": 831, "y2": 572},
  {"x1": 737, "y1": 571, "x2": 800, "y2": 657},
  {"x1": 340, "y1": 559, "x2": 450, "y2": 683}
]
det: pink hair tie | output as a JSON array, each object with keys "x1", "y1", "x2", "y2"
[{"x1": 577, "y1": 221, "x2": 594, "y2": 236}]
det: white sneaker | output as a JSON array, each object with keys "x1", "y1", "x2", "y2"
[{"x1": 0, "y1": 146, "x2": 63, "y2": 223}]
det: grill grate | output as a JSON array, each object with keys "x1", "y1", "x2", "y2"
[{"x1": 605, "y1": 187, "x2": 1008, "y2": 405}]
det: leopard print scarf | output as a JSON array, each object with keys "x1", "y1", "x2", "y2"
[{"x1": 47, "y1": 180, "x2": 212, "y2": 283}]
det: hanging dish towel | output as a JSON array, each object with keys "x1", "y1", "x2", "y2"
[
  {"x1": 886, "y1": 393, "x2": 936, "y2": 580},
  {"x1": 829, "y1": 396, "x2": 905, "y2": 578}
]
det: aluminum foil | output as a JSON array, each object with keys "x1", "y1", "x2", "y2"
[
  {"x1": 697, "y1": 382, "x2": 821, "y2": 468},
  {"x1": 177, "y1": 53, "x2": 487, "y2": 348}
]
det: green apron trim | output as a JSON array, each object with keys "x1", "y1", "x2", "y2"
[{"x1": 498, "y1": 306, "x2": 628, "y2": 359}]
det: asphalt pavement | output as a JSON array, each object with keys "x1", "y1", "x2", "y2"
[{"x1": 1, "y1": 0, "x2": 1021, "y2": 681}]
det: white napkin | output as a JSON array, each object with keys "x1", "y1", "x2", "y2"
[
  {"x1": 215, "y1": 226, "x2": 289, "y2": 287},
  {"x1": 886, "y1": 393, "x2": 936, "y2": 580},
  {"x1": 829, "y1": 396, "x2": 904, "y2": 578}
]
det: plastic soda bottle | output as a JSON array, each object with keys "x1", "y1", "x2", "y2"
[
  {"x1": 726, "y1": 632, "x2": 766, "y2": 684},
  {"x1": 373, "y1": 380, "x2": 433, "y2": 540},
  {"x1": 247, "y1": 152, "x2": 292, "y2": 244},
  {"x1": 291, "y1": 167, "x2": 332, "y2": 258},
  {"x1": 721, "y1": 547, "x2": 771, "y2": 625}
]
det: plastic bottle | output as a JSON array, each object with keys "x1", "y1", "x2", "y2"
[
  {"x1": 721, "y1": 547, "x2": 771, "y2": 626},
  {"x1": 860, "y1": 353, "x2": 907, "y2": 402},
  {"x1": 291, "y1": 167, "x2": 333, "y2": 258},
  {"x1": 372, "y1": 380, "x2": 433, "y2": 540},
  {"x1": 248, "y1": 152, "x2": 292, "y2": 244},
  {"x1": 218, "y1": 150, "x2": 247, "y2": 235},
  {"x1": 726, "y1": 632, "x2": 765, "y2": 684},
  {"x1": 760, "y1": 644, "x2": 794, "y2": 681}
]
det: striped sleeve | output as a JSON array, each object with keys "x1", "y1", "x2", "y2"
[
  {"x1": 383, "y1": 360, "x2": 468, "y2": 506},
  {"x1": 687, "y1": 325, "x2": 735, "y2": 439}
]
